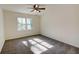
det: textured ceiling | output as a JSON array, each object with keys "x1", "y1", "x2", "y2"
[{"x1": 0, "y1": 4, "x2": 46, "y2": 15}]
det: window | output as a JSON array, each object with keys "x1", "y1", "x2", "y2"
[
  {"x1": 27, "y1": 18, "x2": 32, "y2": 30},
  {"x1": 17, "y1": 17, "x2": 26, "y2": 31}
]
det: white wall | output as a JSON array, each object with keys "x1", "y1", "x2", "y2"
[
  {"x1": 0, "y1": 9, "x2": 5, "y2": 52},
  {"x1": 41, "y1": 5, "x2": 79, "y2": 48},
  {"x1": 3, "y1": 10, "x2": 40, "y2": 40},
  {"x1": 3, "y1": 5, "x2": 79, "y2": 48}
]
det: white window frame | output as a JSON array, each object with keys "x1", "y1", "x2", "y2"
[
  {"x1": 17, "y1": 17, "x2": 26, "y2": 31},
  {"x1": 26, "y1": 18, "x2": 32, "y2": 30}
]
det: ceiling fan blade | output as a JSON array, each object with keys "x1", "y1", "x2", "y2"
[
  {"x1": 26, "y1": 7, "x2": 34, "y2": 10},
  {"x1": 31, "y1": 9, "x2": 34, "y2": 12},
  {"x1": 38, "y1": 8, "x2": 45, "y2": 10}
]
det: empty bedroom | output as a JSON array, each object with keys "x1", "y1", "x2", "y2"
[{"x1": 0, "y1": 4, "x2": 79, "y2": 54}]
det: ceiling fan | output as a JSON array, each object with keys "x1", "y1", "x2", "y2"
[{"x1": 28, "y1": 4, "x2": 45, "y2": 12}]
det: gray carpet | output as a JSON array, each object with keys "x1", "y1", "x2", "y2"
[{"x1": 1, "y1": 34, "x2": 79, "y2": 54}]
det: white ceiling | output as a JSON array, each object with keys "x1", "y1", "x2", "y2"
[{"x1": 0, "y1": 4, "x2": 46, "y2": 15}]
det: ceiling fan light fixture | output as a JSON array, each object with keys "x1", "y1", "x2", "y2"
[
  {"x1": 34, "y1": 10, "x2": 37, "y2": 12},
  {"x1": 33, "y1": 10, "x2": 39, "y2": 13},
  {"x1": 37, "y1": 10, "x2": 40, "y2": 12}
]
